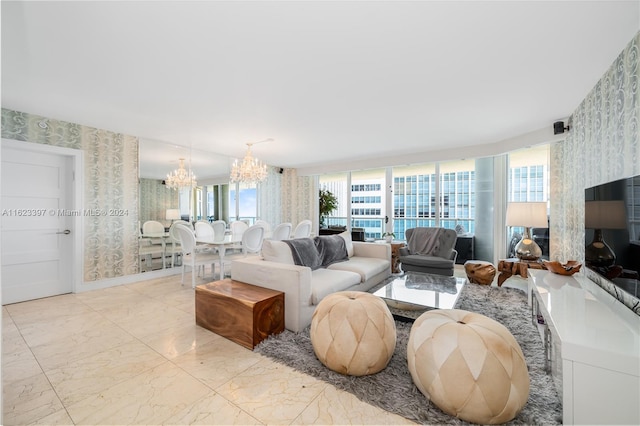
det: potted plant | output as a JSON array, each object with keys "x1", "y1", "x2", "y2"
[
  {"x1": 319, "y1": 188, "x2": 338, "y2": 228},
  {"x1": 382, "y1": 232, "x2": 395, "y2": 243}
]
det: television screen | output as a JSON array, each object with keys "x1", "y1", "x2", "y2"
[{"x1": 585, "y1": 175, "x2": 640, "y2": 298}]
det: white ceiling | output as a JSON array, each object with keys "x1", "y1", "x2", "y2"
[{"x1": 2, "y1": 1, "x2": 639, "y2": 179}]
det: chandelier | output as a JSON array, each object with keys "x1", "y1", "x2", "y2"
[
  {"x1": 166, "y1": 158, "x2": 197, "y2": 190},
  {"x1": 229, "y1": 143, "x2": 268, "y2": 184}
]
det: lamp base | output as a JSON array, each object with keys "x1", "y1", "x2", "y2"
[
  {"x1": 514, "y1": 227, "x2": 542, "y2": 261},
  {"x1": 585, "y1": 229, "x2": 616, "y2": 268}
]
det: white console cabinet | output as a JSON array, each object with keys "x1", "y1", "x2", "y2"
[{"x1": 528, "y1": 270, "x2": 640, "y2": 425}]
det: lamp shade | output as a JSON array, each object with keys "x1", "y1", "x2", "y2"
[
  {"x1": 585, "y1": 200, "x2": 627, "y2": 230},
  {"x1": 166, "y1": 209, "x2": 181, "y2": 221},
  {"x1": 505, "y1": 202, "x2": 548, "y2": 228}
]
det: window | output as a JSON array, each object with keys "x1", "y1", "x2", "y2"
[
  {"x1": 507, "y1": 145, "x2": 550, "y2": 258},
  {"x1": 229, "y1": 182, "x2": 258, "y2": 224}
]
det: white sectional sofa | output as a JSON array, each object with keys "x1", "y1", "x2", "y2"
[{"x1": 230, "y1": 233, "x2": 391, "y2": 332}]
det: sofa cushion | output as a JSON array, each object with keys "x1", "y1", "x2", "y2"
[
  {"x1": 401, "y1": 254, "x2": 452, "y2": 269},
  {"x1": 261, "y1": 239, "x2": 294, "y2": 264},
  {"x1": 315, "y1": 234, "x2": 349, "y2": 267},
  {"x1": 327, "y1": 256, "x2": 390, "y2": 282},
  {"x1": 311, "y1": 268, "x2": 361, "y2": 305},
  {"x1": 338, "y1": 230, "x2": 354, "y2": 257}
]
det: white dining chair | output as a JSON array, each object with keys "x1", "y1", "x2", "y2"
[
  {"x1": 271, "y1": 222, "x2": 292, "y2": 241},
  {"x1": 211, "y1": 220, "x2": 227, "y2": 242},
  {"x1": 174, "y1": 224, "x2": 221, "y2": 288},
  {"x1": 166, "y1": 222, "x2": 186, "y2": 267},
  {"x1": 254, "y1": 220, "x2": 272, "y2": 234},
  {"x1": 293, "y1": 220, "x2": 312, "y2": 238},
  {"x1": 229, "y1": 220, "x2": 249, "y2": 253},
  {"x1": 221, "y1": 224, "x2": 265, "y2": 278}
]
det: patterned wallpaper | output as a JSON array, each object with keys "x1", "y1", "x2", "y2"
[
  {"x1": 139, "y1": 178, "x2": 179, "y2": 228},
  {"x1": 1, "y1": 108, "x2": 140, "y2": 281},
  {"x1": 550, "y1": 31, "x2": 639, "y2": 311},
  {"x1": 279, "y1": 168, "x2": 315, "y2": 231},
  {"x1": 257, "y1": 167, "x2": 283, "y2": 226}
]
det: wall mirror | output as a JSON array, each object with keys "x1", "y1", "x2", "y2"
[{"x1": 138, "y1": 138, "x2": 231, "y2": 272}]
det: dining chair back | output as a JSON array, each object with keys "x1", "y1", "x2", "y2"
[
  {"x1": 230, "y1": 220, "x2": 249, "y2": 238},
  {"x1": 142, "y1": 220, "x2": 165, "y2": 235},
  {"x1": 174, "y1": 224, "x2": 220, "y2": 288},
  {"x1": 195, "y1": 221, "x2": 215, "y2": 240},
  {"x1": 242, "y1": 224, "x2": 265, "y2": 254},
  {"x1": 254, "y1": 220, "x2": 272, "y2": 234},
  {"x1": 271, "y1": 222, "x2": 292, "y2": 241},
  {"x1": 293, "y1": 220, "x2": 312, "y2": 238},
  {"x1": 211, "y1": 220, "x2": 226, "y2": 241}
]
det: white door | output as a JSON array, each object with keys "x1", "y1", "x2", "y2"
[{"x1": 1, "y1": 144, "x2": 74, "y2": 304}]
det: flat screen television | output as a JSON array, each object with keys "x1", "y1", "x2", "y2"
[{"x1": 584, "y1": 175, "x2": 640, "y2": 298}]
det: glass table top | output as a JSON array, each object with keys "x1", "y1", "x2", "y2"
[{"x1": 373, "y1": 272, "x2": 465, "y2": 316}]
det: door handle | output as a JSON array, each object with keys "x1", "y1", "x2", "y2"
[{"x1": 57, "y1": 230, "x2": 71, "y2": 235}]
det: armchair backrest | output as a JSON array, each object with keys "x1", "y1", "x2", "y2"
[{"x1": 406, "y1": 227, "x2": 457, "y2": 259}]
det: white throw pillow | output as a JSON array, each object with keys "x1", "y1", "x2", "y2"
[
  {"x1": 262, "y1": 239, "x2": 294, "y2": 264},
  {"x1": 338, "y1": 231, "x2": 354, "y2": 257}
]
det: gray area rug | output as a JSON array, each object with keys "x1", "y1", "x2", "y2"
[{"x1": 254, "y1": 280, "x2": 562, "y2": 425}]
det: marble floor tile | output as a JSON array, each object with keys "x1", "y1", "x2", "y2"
[
  {"x1": 139, "y1": 321, "x2": 220, "y2": 359},
  {"x1": 2, "y1": 274, "x2": 417, "y2": 426},
  {"x1": 216, "y1": 357, "x2": 328, "y2": 425},
  {"x1": 45, "y1": 339, "x2": 167, "y2": 406},
  {"x1": 150, "y1": 286, "x2": 195, "y2": 307},
  {"x1": 28, "y1": 408, "x2": 75, "y2": 425},
  {"x1": 2, "y1": 340, "x2": 43, "y2": 384},
  {"x1": 295, "y1": 385, "x2": 418, "y2": 425},
  {"x1": 16, "y1": 310, "x2": 113, "y2": 349},
  {"x1": 74, "y1": 285, "x2": 150, "y2": 312},
  {"x1": 171, "y1": 337, "x2": 263, "y2": 390},
  {"x1": 2, "y1": 371, "x2": 65, "y2": 426},
  {"x1": 4, "y1": 293, "x2": 95, "y2": 326},
  {"x1": 65, "y1": 361, "x2": 211, "y2": 425},
  {"x1": 164, "y1": 391, "x2": 262, "y2": 425},
  {"x1": 113, "y1": 309, "x2": 195, "y2": 339},
  {"x1": 126, "y1": 275, "x2": 189, "y2": 297}
]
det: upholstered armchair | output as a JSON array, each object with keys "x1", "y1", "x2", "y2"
[{"x1": 399, "y1": 227, "x2": 458, "y2": 276}]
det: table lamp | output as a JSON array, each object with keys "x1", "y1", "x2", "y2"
[
  {"x1": 166, "y1": 209, "x2": 181, "y2": 225},
  {"x1": 585, "y1": 200, "x2": 627, "y2": 267},
  {"x1": 505, "y1": 202, "x2": 548, "y2": 261}
]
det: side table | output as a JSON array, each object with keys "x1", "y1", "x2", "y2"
[
  {"x1": 195, "y1": 279, "x2": 284, "y2": 349},
  {"x1": 376, "y1": 240, "x2": 405, "y2": 274},
  {"x1": 497, "y1": 258, "x2": 546, "y2": 286}
]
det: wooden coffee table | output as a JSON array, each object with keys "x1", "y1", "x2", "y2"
[{"x1": 195, "y1": 279, "x2": 284, "y2": 349}]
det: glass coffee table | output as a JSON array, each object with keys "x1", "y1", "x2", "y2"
[{"x1": 372, "y1": 272, "x2": 465, "y2": 322}]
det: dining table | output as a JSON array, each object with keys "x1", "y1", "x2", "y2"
[{"x1": 195, "y1": 233, "x2": 243, "y2": 278}]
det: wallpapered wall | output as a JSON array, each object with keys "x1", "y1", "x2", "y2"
[
  {"x1": 279, "y1": 168, "x2": 315, "y2": 230},
  {"x1": 139, "y1": 178, "x2": 179, "y2": 228},
  {"x1": 550, "y1": 31, "x2": 639, "y2": 262},
  {"x1": 258, "y1": 167, "x2": 283, "y2": 226},
  {"x1": 1, "y1": 108, "x2": 140, "y2": 281},
  {"x1": 550, "y1": 31, "x2": 639, "y2": 310}
]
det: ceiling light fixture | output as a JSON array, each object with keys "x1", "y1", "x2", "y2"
[
  {"x1": 166, "y1": 158, "x2": 197, "y2": 190},
  {"x1": 229, "y1": 139, "x2": 273, "y2": 184}
]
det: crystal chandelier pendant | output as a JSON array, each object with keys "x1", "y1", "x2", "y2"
[
  {"x1": 166, "y1": 158, "x2": 197, "y2": 190},
  {"x1": 230, "y1": 143, "x2": 268, "y2": 184}
]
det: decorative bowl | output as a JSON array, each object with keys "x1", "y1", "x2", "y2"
[{"x1": 543, "y1": 260, "x2": 582, "y2": 276}]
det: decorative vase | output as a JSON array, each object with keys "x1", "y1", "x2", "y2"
[{"x1": 384, "y1": 235, "x2": 392, "y2": 243}]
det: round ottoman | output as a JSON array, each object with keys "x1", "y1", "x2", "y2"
[
  {"x1": 464, "y1": 260, "x2": 496, "y2": 285},
  {"x1": 310, "y1": 291, "x2": 396, "y2": 376},
  {"x1": 407, "y1": 309, "x2": 529, "y2": 424}
]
